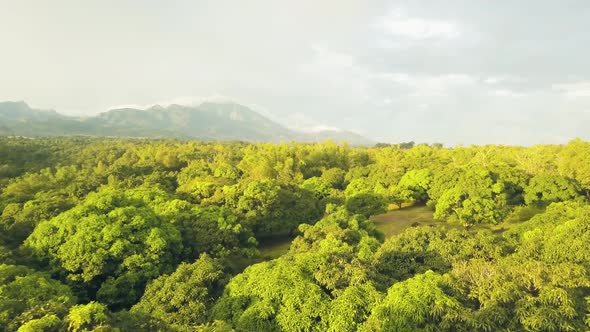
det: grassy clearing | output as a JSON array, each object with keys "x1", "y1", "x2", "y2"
[
  {"x1": 371, "y1": 204, "x2": 519, "y2": 238},
  {"x1": 258, "y1": 235, "x2": 293, "y2": 260},
  {"x1": 226, "y1": 235, "x2": 294, "y2": 273},
  {"x1": 371, "y1": 205, "x2": 439, "y2": 238}
]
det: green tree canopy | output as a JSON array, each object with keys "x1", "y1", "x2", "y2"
[
  {"x1": 0, "y1": 264, "x2": 76, "y2": 331},
  {"x1": 24, "y1": 187, "x2": 183, "y2": 309},
  {"x1": 524, "y1": 175, "x2": 582, "y2": 208},
  {"x1": 433, "y1": 168, "x2": 508, "y2": 225},
  {"x1": 345, "y1": 193, "x2": 387, "y2": 218},
  {"x1": 132, "y1": 254, "x2": 228, "y2": 329}
]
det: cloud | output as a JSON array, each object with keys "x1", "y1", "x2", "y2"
[
  {"x1": 299, "y1": 125, "x2": 344, "y2": 133},
  {"x1": 372, "y1": 72, "x2": 476, "y2": 97},
  {"x1": 297, "y1": 46, "x2": 371, "y2": 100},
  {"x1": 4, "y1": 1, "x2": 590, "y2": 145},
  {"x1": 306, "y1": 45, "x2": 355, "y2": 68},
  {"x1": 376, "y1": 9, "x2": 459, "y2": 40},
  {"x1": 483, "y1": 76, "x2": 523, "y2": 85},
  {"x1": 301, "y1": 44, "x2": 480, "y2": 101},
  {"x1": 552, "y1": 82, "x2": 590, "y2": 98},
  {"x1": 108, "y1": 94, "x2": 236, "y2": 110},
  {"x1": 284, "y1": 112, "x2": 342, "y2": 132},
  {"x1": 487, "y1": 89, "x2": 527, "y2": 97},
  {"x1": 156, "y1": 95, "x2": 236, "y2": 106}
]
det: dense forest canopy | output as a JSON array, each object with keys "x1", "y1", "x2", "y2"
[{"x1": 0, "y1": 137, "x2": 589, "y2": 331}]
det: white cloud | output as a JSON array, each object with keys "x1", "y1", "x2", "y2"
[
  {"x1": 108, "y1": 94, "x2": 236, "y2": 110},
  {"x1": 376, "y1": 9, "x2": 459, "y2": 40},
  {"x1": 299, "y1": 125, "x2": 344, "y2": 133},
  {"x1": 373, "y1": 72, "x2": 476, "y2": 97},
  {"x1": 306, "y1": 45, "x2": 355, "y2": 68},
  {"x1": 157, "y1": 94, "x2": 236, "y2": 106},
  {"x1": 298, "y1": 45, "x2": 371, "y2": 100},
  {"x1": 285, "y1": 112, "x2": 321, "y2": 130},
  {"x1": 552, "y1": 82, "x2": 590, "y2": 98},
  {"x1": 488, "y1": 89, "x2": 526, "y2": 97},
  {"x1": 483, "y1": 76, "x2": 524, "y2": 85},
  {"x1": 284, "y1": 111, "x2": 344, "y2": 132}
]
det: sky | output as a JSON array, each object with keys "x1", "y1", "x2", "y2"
[{"x1": 1, "y1": 0, "x2": 590, "y2": 145}]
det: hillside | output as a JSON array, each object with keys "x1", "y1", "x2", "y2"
[{"x1": 0, "y1": 101, "x2": 374, "y2": 145}]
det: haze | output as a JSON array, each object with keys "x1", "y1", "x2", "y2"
[{"x1": 1, "y1": 0, "x2": 590, "y2": 145}]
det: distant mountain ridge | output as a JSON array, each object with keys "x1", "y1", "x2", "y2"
[{"x1": 0, "y1": 101, "x2": 374, "y2": 145}]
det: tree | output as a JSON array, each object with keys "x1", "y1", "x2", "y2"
[
  {"x1": 524, "y1": 175, "x2": 582, "y2": 208},
  {"x1": 361, "y1": 271, "x2": 468, "y2": 332},
  {"x1": 374, "y1": 226, "x2": 507, "y2": 288},
  {"x1": 132, "y1": 254, "x2": 228, "y2": 329},
  {"x1": 0, "y1": 195, "x2": 75, "y2": 247},
  {"x1": 3, "y1": 136, "x2": 590, "y2": 330},
  {"x1": 427, "y1": 166, "x2": 463, "y2": 204},
  {"x1": 229, "y1": 180, "x2": 323, "y2": 236},
  {"x1": 300, "y1": 177, "x2": 333, "y2": 200},
  {"x1": 301, "y1": 142, "x2": 350, "y2": 178},
  {"x1": 214, "y1": 207, "x2": 382, "y2": 331},
  {"x1": 433, "y1": 168, "x2": 508, "y2": 225},
  {"x1": 450, "y1": 258, "x2": 588, "y2": 331},
  {"x1": 397, "y1": 169, "x2": 432, "y2": 203},
  {"x1": 449, "y1": 202, "x2": 590, "y2": 331},
  {"x1": 213, "y1": 259, "x2": 331, "y2": 331},
  {"x1": 157, "y1": 200, "x2": 255, "y2": 260},
  {"x1": 24, "y1": 187, "x2": 183, "y2": 309},
  {"x1": 16, "y1": 315, "x2": 62, "y2": 332},
  {"x1": 320, "y1": 167, "x2": 347, "y2": 190},
  {"x1": 490, "y1": 163, "x2": 528, "y2": 205},
  {"x1": 345, "y1": 193, "x2": 387, "y2": 218},
  {"x1": 65, "y1": 302, "x2": 111, "y2": 332},
  {"x1": 373, "y1": 227, "x2": 450, "y2": 284},
  {"x1": 344, "y1": 178, "x2": 374, "y2": 198},
  {"x1": 387, "y1": 186, "x2": 407, "y2": 209},
  {"x1": 557, "y1": 139, "x2": 590, "y2": 201},
  {"x1": 0, "y1": 264, "x2": 76, "y2": 331},
  {"x1": 237, "y1": 144, "x2": 303, "y2": 184},
  {"x1": 399, "y1": 141, "x2": 415, "y2": 149},
  {"x1": 325, "y1": 283, "x2": 382, "y2": 332}
]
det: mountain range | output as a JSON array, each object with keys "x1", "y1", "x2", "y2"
[{"x1": 0, "y1": 101, "x2": 374, "y2": 145}]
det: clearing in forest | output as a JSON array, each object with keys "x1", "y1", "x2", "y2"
[
  {"x1": 371, "y1": 205, "x2": 438, "y2": 238},
  {"x1": 372, "y1": 205, "x2": 518, "y2": 238}
]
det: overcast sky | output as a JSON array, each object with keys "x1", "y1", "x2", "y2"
[{"x1": 1, "y1": 1, "x2": 590, "y2": 145}]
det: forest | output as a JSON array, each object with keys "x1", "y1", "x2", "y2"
[{"x1": 0, "y1": 136, "x2": 589, "y2": 331}]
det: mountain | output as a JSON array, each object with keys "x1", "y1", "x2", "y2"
[
  {"x1": 0, "y1": 101, "x2": 91, "y2": 136},
  {"x1": 0, "y1": 101, "x2": 62, "y2": 121},
  {"x1": 0, "y1": 101, "x2": 374, "y2": 145}
]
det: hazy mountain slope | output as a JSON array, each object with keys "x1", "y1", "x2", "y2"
[
  {"x1": 0, "y1": 101, "x2": 93, "y2": 136},
  {"x1": 0, "y1": 101, "x2": 375, "y2": 145},
  {"x1": 0, "y1": 101, "x2": 64, "y2": 121},
  {"x1": 88, "y1": 103, "x2": 294, "y2": 141}
]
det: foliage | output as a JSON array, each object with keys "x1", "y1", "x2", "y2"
[
  {"x1": 433, "y1": 168, "x2": 508, "y2": 225},
  {"x1": 132, "y1": 254, "x2": 228, "y2": 328},
  {"x1": 65, "y1": 302, "x2": 111, "y2": 331},
  {"x1": 0, "y1": 137, "x2": 589, "y2": 331},
  {"x1": 0, "y1": 264, "x2": 76, "y2": 331},
  {"x1": 362, "y1": 271, "x2": 468, "y2": 332},
  {"x1": 397, "y1": 169, "x2": 432, "y2": 203},
  {"x1": 524, "y1": 175, "x2": 582, "y2": 207},
  {"x1": 24, "y1": 187, "x2": 183, "y2": 309},
  {"x1": 345, "y1": 193, "x2": 388, "y2": 218}
]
